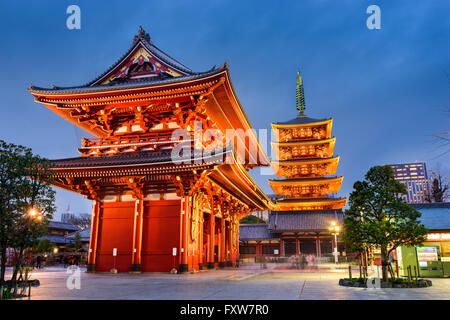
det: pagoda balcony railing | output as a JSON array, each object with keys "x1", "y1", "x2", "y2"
[
  {"x1": 284, "y1": 194, "x2": 339, "y2": 199},
  {"x1": 284, "y1": 136, "x2": 323, "y2": 142},
  {"x1": 78, "y1": 131, "x2": 191, "y2": 156}
]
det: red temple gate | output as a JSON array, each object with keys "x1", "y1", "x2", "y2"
[{"x1": 29, "y1": 27, "x2": 272, "y2": 273}]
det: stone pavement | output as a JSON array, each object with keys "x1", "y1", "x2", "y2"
[{"x1": 4, "y1": 266, "x2": 449, "y2": 300}]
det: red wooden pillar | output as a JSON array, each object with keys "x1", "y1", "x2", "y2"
[
  {"x1": 235, "y1": 219, "x2": 240, "y2": 267},
  {"x1": 131, "y1": 199, "x2": 144, "y2": 272},
  {"x1": 226, "y1": 220, "x2": 232, "y2": 266},
  {"x1": 295, "y1": 237, "x2": 299, "y2": 255},
  {"x1": 207, "y1": 213, "x2": 215, "y2": 269},
  {"x1": 280, "y1": 239, "x2": 284, "y2": 256},
  {"x1": 198, "y1": 212, "x2": 204, "y2": 270},
  {"x1": 230, "y1": 219, "x2": 236, "y2": 266},
  {"x1": 225, "y1": 220, "x2": 229, "y2": 265},
  {"x1": 219, "y1": 217, "x2": 226, "y2": 268},
  {"x1": 204, "y1": 213, "x2": 209, "y2": 267},
  {"x1": 316, "y1": 238, "x2": 321, "y2": 257},
  {"x1": 87, "y1": 200, "x2": 100, "y2": 272},
  {"x1": 179, "y1": 196, "x2": 190, "y2": 273}
]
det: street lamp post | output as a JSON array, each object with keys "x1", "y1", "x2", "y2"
[{"x1": 329, "y1": 221, "x2": 340, "y2": 264}]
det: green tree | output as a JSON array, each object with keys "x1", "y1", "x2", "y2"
[
  {"x1": 0, "y1": 140, "x2": 56, "y2": 287},
  {"x1": 67, "y1": 213, "x2": 91, "y2": 230},
  {"x1": 239, "y1": 215, "x2": 265, "y2": 224},
  {"x1": 37, "y1": 239, "x2": 53, "y2": 253},
  {"x1": 73, "y1": 231, "x2": 82, "y2": 250},
  {"x1": 0, "y1": 141, "x2": 28, "y2": 284},
  {"x1": 343, "y1": 165, "x2": 428, "y2": 282}
]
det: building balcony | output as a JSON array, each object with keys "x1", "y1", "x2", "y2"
[{"x1": 78, "y1": 130, "x2": 191, "y2": 156}]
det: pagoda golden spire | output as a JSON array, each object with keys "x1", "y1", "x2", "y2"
[{"x1": 296, "y1": 70, "x2": 306, "y2": 117}]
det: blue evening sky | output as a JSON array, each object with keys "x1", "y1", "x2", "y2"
[{"x1": 0, "y1": 1, "x2": 448, "y2": 219}]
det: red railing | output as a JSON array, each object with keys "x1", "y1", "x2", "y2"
[{"x1": 79, "y1": 131, "x2": 191, "y2": 156}]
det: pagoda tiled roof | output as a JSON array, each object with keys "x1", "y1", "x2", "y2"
[
  {"x1": 271, "y1": 156, "x2": 338, "y2": 164},
  {"x1": 268, "y1": 210, "x2": 344, "y2": 232},
  {"x1": 268, "y1": 176, "x2": 343, "y2": 183},
  {"x1": 273, "y1": 116, "x2": 331, "y2": 126},
  {"x1": 275, "y1": 197, "x2": 346, "y2": 204}
]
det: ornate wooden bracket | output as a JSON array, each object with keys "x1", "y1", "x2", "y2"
[
  {"x1": 174, "y1": 98, "x2": 211, "y2": 132},
  {"x1": 172, "y1": 175, "x2": 191, "y2": 197},
  {"x1": 83, "y1": 179, "x2": 100, "y2": 200},
  {"x1": 173, "y1": 169, "x2": 211, "y2": 197},
  {"x1": 187, "y1": 170, "x2": 209, "y2": 196},
  {"x1": 127, "y1": 176, "x2": 145, "y2": 199},
  {"x1": 62, "y1": 178, "x2": 101, "y2": 200}
]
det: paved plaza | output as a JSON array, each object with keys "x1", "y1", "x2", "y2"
[{"x1": 5, "y1": 264, "x2": 449, "y2": 300}]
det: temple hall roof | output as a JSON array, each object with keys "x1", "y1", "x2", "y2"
[
  {"x1": 239, "y1": 224, "x2": 277, "y2": 240},
  {"x1": 66, "y1": 229, "x2": 91, "y2": 242},
  {"x1": 48, "y1": 221, "x2": 81, "y2": 232},
  {"x1": 268, "y1": 210, "x2": 344, "y2": 232},
  {"x1": 411, "y1": 203, "x2": 450, "y2": 231},
  {"x1": 38, "y1": 234, "x2": 75, "y2": 246}
]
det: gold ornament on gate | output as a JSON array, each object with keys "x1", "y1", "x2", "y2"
[
  {"x1": 191, "y1": 193, "x2": 202, "y2": 243},
  {"x1": 232, "y1": 218, "x2": 238, "y2": 249}
]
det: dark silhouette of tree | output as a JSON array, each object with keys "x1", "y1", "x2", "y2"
[
  {"x1": 343, "y1": 165, "x2": 428, "y2": 282},
  {"x1": 67, "y1": 213, "x2": 91, "y2": 230},
  {"x1": 239, "y1": 215, "x2": 265, "y2": 224},
  {"x1": 73, "y1": 232, "x2": 82, "y2": 250},
  {"x1": 425, "y1": 169, "x2": 449, "y2": 202},
  {"x1": 0, "y1": 140, "x2": 56, "y2": 288},
  {"x1": 431, "y1": 72, "x2": 449, "y2": 157},
  {"x1": 37, "y1": 239, "x2": 53, "y2": 253}
]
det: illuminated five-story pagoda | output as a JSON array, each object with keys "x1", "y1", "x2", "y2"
[{"x1": 267, "y1": 71, "x2": 347, "y2": 257}]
